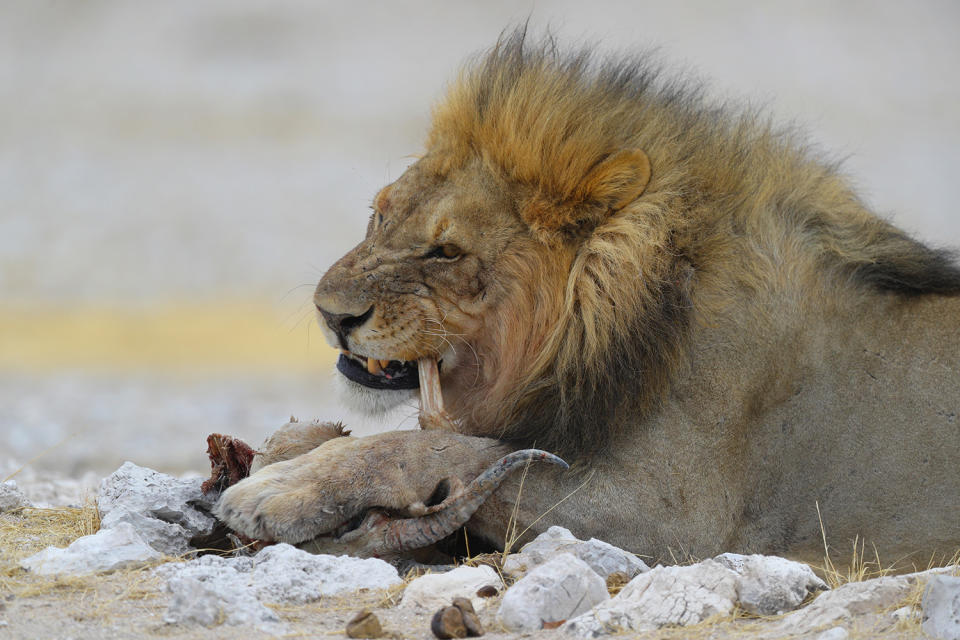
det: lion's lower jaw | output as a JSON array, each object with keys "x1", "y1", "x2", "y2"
[{"x1": 332, "y1": 370, "x2": 417, "y2": 416}]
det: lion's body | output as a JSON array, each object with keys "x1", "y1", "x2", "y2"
[
  {"x1": 218, "y1": 32, "x2": 960, "y2": 567},
  {"x1": 473, "y1": 281, "x2": 960, "y2": 564}
]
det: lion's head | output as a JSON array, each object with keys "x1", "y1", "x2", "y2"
[
  {"x1": 315, "y1": 31, "x2": 960, "y2": 457},
  {"x1": 314, "y1": 33, "x2": 693, "y2": 457}
]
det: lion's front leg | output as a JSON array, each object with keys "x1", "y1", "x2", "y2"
[{"x1": 215, "y1": 430, "x2": 511, "y2": 544}]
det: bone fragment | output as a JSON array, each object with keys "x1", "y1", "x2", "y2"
[{"x1": 417, "y1": 357, "x2": 446, "y2": 429}]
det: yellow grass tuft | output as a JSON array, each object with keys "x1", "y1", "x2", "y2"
[{"x1": 0, "y1": 501, "x2": 102, "y2": 597}]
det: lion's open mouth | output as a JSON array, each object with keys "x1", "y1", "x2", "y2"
[{"x1": 336, "y1": 350, "x2": 422, "y2": 390}]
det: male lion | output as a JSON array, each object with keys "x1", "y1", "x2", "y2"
[{"x1": 218, "y1": 33, "x2": 960, "y2": 566}]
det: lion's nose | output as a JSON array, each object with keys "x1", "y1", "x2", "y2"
[{"x1": 316, "y1": 304, "x2": 373, "y2": 350}]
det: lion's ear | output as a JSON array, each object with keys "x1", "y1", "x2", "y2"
[
  {"x1": 577, "y1": 148, "x2": 651, "y2": 212},
  {"x1": 523, "y1": 148, "x2": 651, "y2": 240}
]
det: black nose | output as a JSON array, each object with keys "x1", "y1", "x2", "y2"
[{"x1": 317, "y1": 305, "x2": 373, "y2": 350}]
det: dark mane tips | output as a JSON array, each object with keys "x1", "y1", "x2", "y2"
[{"x1": 853, "y1": 230, "x2": 960, "y2": 296}]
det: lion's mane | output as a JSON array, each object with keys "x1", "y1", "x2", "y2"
[{"x1": 422, "y1": 30, "x2": 960, "y2": 458}]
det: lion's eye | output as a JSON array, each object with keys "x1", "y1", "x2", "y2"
[{"x1": 425, "y1": 244, "x2": 463, "y2": 261}]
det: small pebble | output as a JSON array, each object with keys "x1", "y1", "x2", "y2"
[
  {"x1": 432, "y1": 606, "x2": 467, "y2": 639},
  {"x1": 452, "y1": 598, "x2": 483, "y2": 636},
  {"x1": 476, "y1": 585, "x2": 498, "y2": 598},
  {"x1": 346, "y1": 610, "x2": 384, "y2": 639},
  {"x1": 431, "y1": 598, "x2": 484, "y2": 638}
]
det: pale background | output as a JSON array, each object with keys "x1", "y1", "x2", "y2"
[{"x1": 1, "y1": 1, "x2": 958, "y2": 481}]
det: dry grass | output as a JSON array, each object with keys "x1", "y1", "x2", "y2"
[
  {"x1": 815, "y1": 501, "x2": 960, "y2": 588},
  {"x1": 0, "y1": 501, "x2": 102, "y2": 598},
  {"x1": 810, "y1": 502, "x2": 960, "y2": 636},
  {"x1": 0, "y1": 503, "x2": 100, "y2": 567}
]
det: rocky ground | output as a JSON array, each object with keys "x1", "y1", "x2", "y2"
[{"x1": 1, "y1": 462, "x2": 958, "y2": 640}]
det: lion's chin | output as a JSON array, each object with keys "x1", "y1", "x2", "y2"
[{"x1": 332, "y1": 371, "x2": 417, "y2": 416}]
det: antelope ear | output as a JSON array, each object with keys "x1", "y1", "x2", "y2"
[{"x1": 578, "y1": 149, "x2": 651, "y2": 211}]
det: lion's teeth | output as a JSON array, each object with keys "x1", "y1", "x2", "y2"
[
  {"x1": 379, "y1": 359, "x2": 391, "y2": 369},
  {"x1": 367, "y1": 358, "x2": 383, "y2": 375}
]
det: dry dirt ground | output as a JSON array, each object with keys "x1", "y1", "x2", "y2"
[{"x1": 1, "y1": 504, "x2": 953, "y2": 640}]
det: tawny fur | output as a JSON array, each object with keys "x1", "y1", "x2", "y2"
[{"x1": 217, "y1": 31, "x2": 960, "y2": 567}]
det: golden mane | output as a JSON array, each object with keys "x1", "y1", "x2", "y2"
[{"x1": 425, "y1": 30, "x2": 960, "y2": 457}]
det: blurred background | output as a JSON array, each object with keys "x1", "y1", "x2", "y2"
[{"x1": 1, "y1": 0, "x2": 958, "y2": 487}]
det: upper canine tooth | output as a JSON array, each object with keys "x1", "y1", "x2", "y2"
[
  {"x1": 367, "y1": 358, "x2": 383, "y2": 375},
  {"x1": 379, "y1": 359, "x2": 391, "y2": 369}
]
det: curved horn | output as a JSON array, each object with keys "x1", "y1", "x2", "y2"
[{"x1": 380, "y1": 449, "x2": 568, "y2": 553}]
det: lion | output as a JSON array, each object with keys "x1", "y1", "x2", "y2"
[{"x1": 217, "y1": 31, "x2": 960, "y2": 567}]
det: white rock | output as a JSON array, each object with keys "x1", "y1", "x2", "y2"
[
  {"x1": 100, "y1": 508, "x2": 194, "y2": 557},
  {"x1": 21, "y1": 522, "x2": 163, "y2": 575},
  {"x1": 564, "y1": 559, "x2": 739, "y2": 636},
  {"x1": 814, "y1": 627, "x2": 849, "y2": 640},
  {"x1": 97, "y1": 462, "x2": 216, "y2": 554},
  {"x1": 499, "y1": 553, "x2": 608, "y2": 632},
  {"x1": 0, "y1": 481, "x2": 30, "y2": 512},
  {"x1": 401, "y1": 565, "x2": 503, "y2": 612},
  {"x1": 164, "y1": 575, "x2": 285, "y2": 633},
  {"x1": 891, "y1": 605, "x2": 917, "y2": 622},
  {"x1": 248, "y1": 544, "x2": 402, "y2": 600},
  {"x1": 922, "y1": 574, "x2": 960, "y2": 640},
  {"x1": 772, "y1": 569, "x2": 940, "y2": 634},
  {"x1": 503, "y1": 526, "x2": 649, "y2": 579},
  {"x1": 715, "y1": 552, "x2": 827, "y2": 614},
  {"x1": 155, "y1": 543, "x2": 401, "y2": 604}
]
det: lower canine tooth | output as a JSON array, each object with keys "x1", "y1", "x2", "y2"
[{"x1": 367, "y1": 358, "x2": 383, "y2": 375}]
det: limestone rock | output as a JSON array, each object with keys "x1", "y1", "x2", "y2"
[
  {"x1": 503, "y1": 526, "x2": 648, "y2": 579},
  {"x1": 814, "y1": 627, "x2": 849, "y2": 640},
  {"x1": 563, "y1": 559, "x2": 739, "y2": 636},
  {"x1": 163, "y1": 575, "x2": 284, "y2": 633},
  {"x1": 156, "y1": 543, "x2": 401, "y2": 604},
  {"x1": 100, "y1": 508, "x2": 195, "y2": 557},
  {"x1": 21, "y1": 522, "x2": 163, "y2": 575},
  {"x1": 97, "y1": 462, "x2": 215, "y2": 555},
  {"x1": 499, "y1": 553, "x2": 608, "y2": 632},
  {"x1": 715, "y1": 552, "x2": 827, "y2": 615},
  {"x1": 0, "y1": 481, "x2": 30, "y2": 512},
  {"x1": 772, "y1": 569, "x2": 940, "y2": 635},
  {"x1": 402, "y1": 565, "x2": 502, "y2": 613},
  {"x1": 922, "y1": 574, "x2": 960, "y2": 640}
]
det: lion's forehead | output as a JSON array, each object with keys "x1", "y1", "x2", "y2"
[{"x1": 379, "y1": 160, "x2": 524, "y2": 255}]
